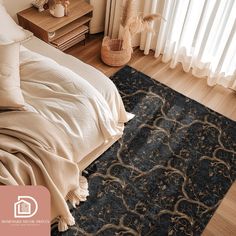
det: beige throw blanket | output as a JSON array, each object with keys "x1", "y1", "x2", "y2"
[
  {"x1": 0, "y1": 111, "x2": 88, "y2": 231},
  {"x1": 0, "y1": 46, "x2": 133, "y2": 232}
]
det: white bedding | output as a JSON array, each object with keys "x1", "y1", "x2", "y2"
[{"x1": 20, "y1": 37, "x2": 133, "y2": 169}]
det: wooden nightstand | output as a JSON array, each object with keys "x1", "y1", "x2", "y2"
[{"x1": 17, "y1": 0, "x2": 93, "y2": 51}]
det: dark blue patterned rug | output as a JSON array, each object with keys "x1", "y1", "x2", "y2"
[{"x1": 52, "y1": 66, "x2": 236, "y2": 236}]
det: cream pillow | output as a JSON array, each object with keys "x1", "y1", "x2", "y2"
[
  {"x1": 0, "y1": 41, "x2": 25, "y2": 109},
  {"x1": 0, "y1": 2, "x2": 32, "y2": 109},
  {"x1": 0, "y1": 3, "x2": 32, "y2": 43}
]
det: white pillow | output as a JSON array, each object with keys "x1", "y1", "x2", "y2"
[
  {"x1": 0, "y1": 3, "x2": 32, "y2": 44},
  {"x1": 0, "y1": 41, "x2": 25, "y2": 109},
  {"x1": 0, "y1": 3, "x2": 31, "y2": 109}
]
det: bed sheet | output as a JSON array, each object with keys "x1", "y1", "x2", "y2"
[{"x1": 21, "y1": 37, "x2": 133, "y2": 170}]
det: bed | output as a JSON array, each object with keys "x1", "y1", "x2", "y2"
[
  {"x1": 22, "y1": 36, "x2": 133, "y2": 171},
  {"x1": 0, "y1": 0, "x2": 133, "y2": 231}
]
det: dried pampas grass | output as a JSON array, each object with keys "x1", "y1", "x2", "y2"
[
  {"x1": 122, "y1": 13, "x2": 160, "y2": 52},
  {"x1": 122, "y1": 27, "x2": 133, "y2": 52},
  {"x1": 143, "y1": 13, "x2": 164, "y2": 23},
  {"x1": 121, "y1": 0, "x2": 136, "y2": 27},
  {"x1": 124, "y1": 13, "x2": 164, "y2": 38}
]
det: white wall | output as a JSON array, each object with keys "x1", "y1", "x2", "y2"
[
  {"x1": 89, "y1": 0, "x2": 106, "y2": 34},
  {"x1": 3, "y1": 0, "x2": 32, "y2": 21}
]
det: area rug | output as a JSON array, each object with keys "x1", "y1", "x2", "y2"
[{"x1": 51, "y1": 65, "x2": 236, "y2": 236}]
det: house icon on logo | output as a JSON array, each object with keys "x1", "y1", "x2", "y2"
[
  {"x1": 15, "y1": 200, "x2": 31, "y2": 215},
  {"x1": 14, "y1": 196, "x2": 38, "y2": 218}
]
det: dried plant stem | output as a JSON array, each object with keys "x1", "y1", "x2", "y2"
[{"x1": 121, "y1": 0, "x2": 136, "y2": 27}]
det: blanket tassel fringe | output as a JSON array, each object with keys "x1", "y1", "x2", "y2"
[
  {"x1": 58, "y1": 214, "x2": 75, "y2": 232},
  {"x1": 58, "y1": 176, "x2": 89, "y2": 232}
]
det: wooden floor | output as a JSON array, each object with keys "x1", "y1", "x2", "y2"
[
  {"x1": 203, "y1": 184, "x2": 236, "y2": 236},
  {"x1": 66, "y1": 34, "x2": 236, "y2": 236}
]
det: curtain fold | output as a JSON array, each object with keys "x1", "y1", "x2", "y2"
[
  {"x1": 104, "y1": 0, "x2": 123, "y2": 38},
  {"x1": 104, "y1": 0, "x2": 236, "y2": 89}
]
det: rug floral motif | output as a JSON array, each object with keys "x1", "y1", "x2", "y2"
[{"x1": 52, "y1": 66, "x2": 236, "y2": 236}]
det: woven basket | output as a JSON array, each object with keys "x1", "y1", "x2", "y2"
[{"x1": 101, "y1": 37, "x2": 131, "y2": 67}]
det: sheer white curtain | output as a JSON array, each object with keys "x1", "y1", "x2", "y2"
[
  {"x1": 105, "y1": 0, "x2": 236, "y2": 89},
  {"x1": 104, "y1": 0, "x2": 123, "y2": 38}
]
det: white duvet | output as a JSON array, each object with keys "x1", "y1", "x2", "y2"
[{"x1": 19, "y1": 46, "x2": 132, "y2": 164}]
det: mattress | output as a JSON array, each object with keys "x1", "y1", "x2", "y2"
[{"x1": 22, "y1": 37, "x2": 133, "y2": 170}]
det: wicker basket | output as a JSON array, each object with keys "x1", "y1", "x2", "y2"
[{"x1": 101, "y1": 37, "x2": 131, "y2": 67}]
